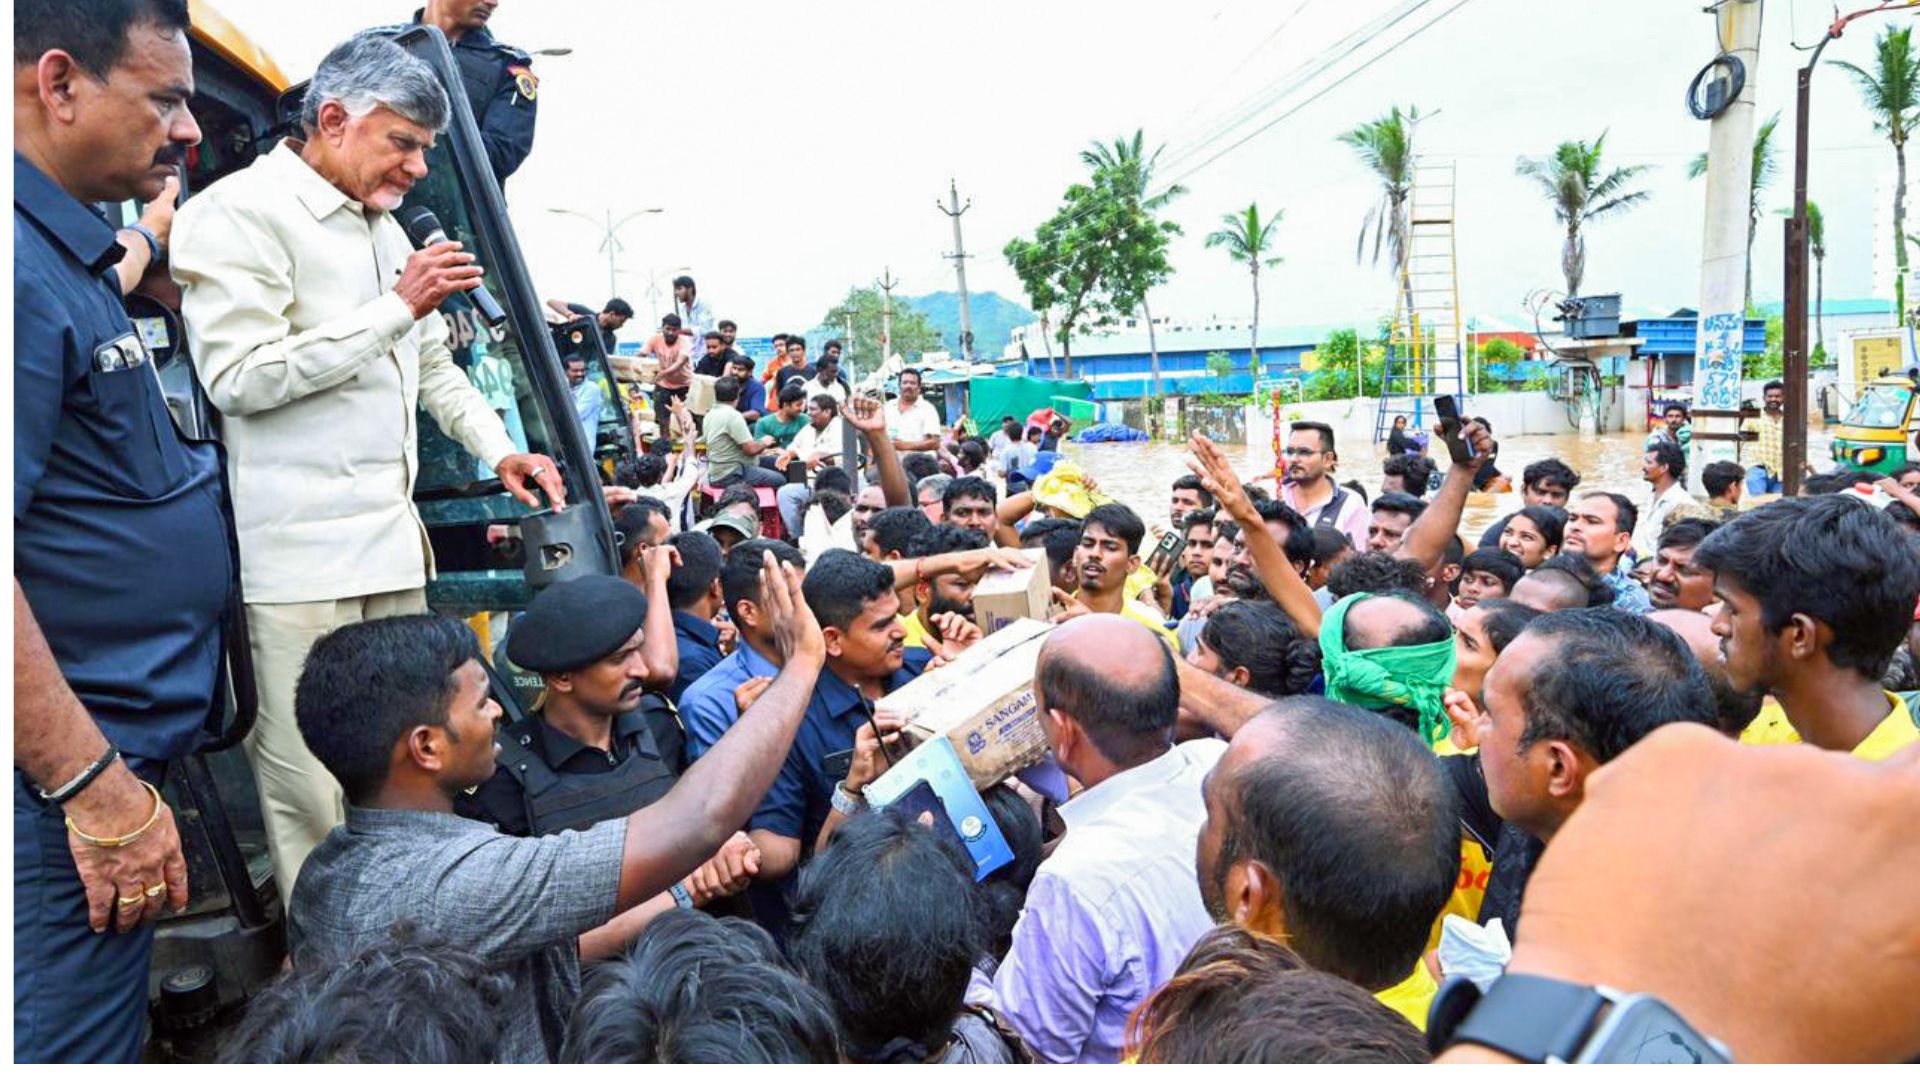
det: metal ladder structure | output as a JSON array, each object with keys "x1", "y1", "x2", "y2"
[{"x1": 1374, "y1": 159, "x2": 1468, "y2": 443}]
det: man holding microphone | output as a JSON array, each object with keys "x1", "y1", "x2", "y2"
[{"x1": 171, "y1": 34, "x2": 564, "y2": 903}]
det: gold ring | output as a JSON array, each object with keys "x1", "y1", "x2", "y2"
[
  {"x1": 117, "y1": 892, "x2": 144, "y2": 906},
  {"x1": 145, "y1": 883, "x2": 166, "y2": 898}
]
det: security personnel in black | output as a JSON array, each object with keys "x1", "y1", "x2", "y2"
[
  {"x1": 404, "y1": 1, "x2": 538, "y2": 184},
  {"x1": 456, "y1": 575, "x2": 683, "y2": 837}
]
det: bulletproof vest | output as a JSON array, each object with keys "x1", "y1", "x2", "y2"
[{"x1": 494, "y1": 695, "x2": 684, "y2": 837}]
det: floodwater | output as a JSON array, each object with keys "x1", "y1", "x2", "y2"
[{"x1": 1063, "y1": 425, "x2": 1836, "y2": 539}]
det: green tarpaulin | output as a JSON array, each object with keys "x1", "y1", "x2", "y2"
[{"x1": 967, "y1": 375, "x2": 1093, "y2": 429}]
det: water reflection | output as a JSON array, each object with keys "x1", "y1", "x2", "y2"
[{"x1": 1064, "y1": 426, "x2": 1835, "y2": 538}]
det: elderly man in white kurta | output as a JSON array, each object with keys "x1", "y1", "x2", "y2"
[{"x1": 171, "y1": 35, "x2": 563, "y2": 900}]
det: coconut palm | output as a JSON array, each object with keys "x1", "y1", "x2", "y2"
[
  {"x1": 1686, "y1": 111, "x2": 1781, "y2": 309},
  {"x1": 1204, "y1": 202, "x2": 1285, "y2": 372},
  {"x1": 1832, "y1": 26, "x2": 1917, "y2": 317},
  {"x1": 1082, "y1": 130, "x2": 1185, "y2": 396},
  {"x1": 1808, "y1": 200, "x2": 1827, "y2": 354},
  {"x1": 1515, "y1": 132, "x2": 1654, "y2": 297},
  {"x1": 1339, "y1": 105, "x2": 1421, "y2": 304}
]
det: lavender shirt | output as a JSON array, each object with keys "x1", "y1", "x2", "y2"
[{"x1": 990, "y1": 739, "x2": 1226, "y2": 1063}]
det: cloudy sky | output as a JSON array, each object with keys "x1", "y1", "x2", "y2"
[{"x1": 222, "y1": 0, "x2": 1908, "y2": 340}]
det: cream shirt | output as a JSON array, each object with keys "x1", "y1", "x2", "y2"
[{"x1": 172, "y1": 142, "x2": 517, "y2": 604}]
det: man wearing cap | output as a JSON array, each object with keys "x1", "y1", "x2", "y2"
[
  {"x1": 457, "y1": 574, "x2": 758, "y2": 954},
  {"x1": 545, "y1": 296, "x2": 631, "y2": 354},
  {"x1": 696, "y1": 502, "x2": 760, "y2": 555}
]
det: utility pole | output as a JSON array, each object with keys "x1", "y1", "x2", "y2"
[
  {"x1": 877, "y1": 267, "x2": 899, "y2": 375},
  {"x1": 1782, "y1": 0, "x2": 1914, "y2": 494},
  {"x1": 937, "y1": 179, "x2": 976, "y2": 360},
  {"x1": 1687, "y1": 0, "x2": 1763, "y2": 490},
  {"x1": 546, "y1": 206, "x2": 664, "y2": 299}
]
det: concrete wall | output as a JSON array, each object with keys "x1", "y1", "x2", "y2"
[{"x1": 1241, "y1": 389, "x2": 1627, "y2": 450}]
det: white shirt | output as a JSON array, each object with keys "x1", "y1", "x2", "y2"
[
  {"x1": 992, "y1": 738, "x2": 1225, "y2": 1064},
  {"x1": 802, "y1": 375, "x2": 848, "y2": 404},
  {"x1": 1635, "y1": 481, "x2": 1700, "y2": 556},
  {"x1": 172, "y1": 143, "x2": 516, "y2": 604},
  {"x1": 886, "y1": 395, "x2": 943, "y2": 445},
  {"x1": 787, "y1": 417, "x2": 846, "y2": 466}
]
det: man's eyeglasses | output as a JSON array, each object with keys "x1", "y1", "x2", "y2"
[{"x1": 1281, "y1": 447, "x2": 1322, "y2": 458}]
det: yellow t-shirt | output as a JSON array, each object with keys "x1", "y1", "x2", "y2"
[
  {"x1": 1739, "y1": 693, "x2": 1917, "y2": 761},
  {"x1": 1121, "y1": 598, "x2": 1180, "y2": 649},
  {"x1": 1426, "y1": 832, "x2": 1493, "y2": 953},
  {"x1": 899, "y1": 609, "x2": 932, "y2": 650},
  {"x1": 1375, "y1": 961, "x2": 1439, "y2": 1033}
]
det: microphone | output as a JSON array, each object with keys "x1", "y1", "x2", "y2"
[{"x1": 398, "y1": 207, "x2": 508, "y2": 328}]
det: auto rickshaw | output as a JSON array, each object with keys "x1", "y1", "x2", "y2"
[
  {"x1": 1829, "y1": 375, "x2": 1918, "y2": 474},
  {"x1": 112, "y1": 6, "x2": 622, "y2": 1059}
]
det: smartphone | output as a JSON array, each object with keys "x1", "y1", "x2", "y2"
[
  {"x1": 1434, "y1": 394, "x2": 1460, "y2": 429},
  {"x1": 1151, "y1": 530, "x2": 1186, "y2": 565}
]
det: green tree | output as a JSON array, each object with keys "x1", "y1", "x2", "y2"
[
  {"x1": 1081, "y1": 130, "x2": 1185, "y2": 396},
  {"x1": 1687, "y1": 111, "x2": 1781, "y2": 310},
  {"x1": 813, "y1": 286, "x2": 941, "y2": 369},
  {"x1": 1338, "y1": 105, "x2": 1421, "y2": 297},
  {"x1": 1833, "y1": 26, "x2": 1917, "y2": 321},
  {"x1": 1515, "y1": 132, "x2": 1654, "y2": 296},
  {"x1": 1004, "y1": 132, "x2": 1181, "y2": 381},
  {"x1": 1204, "y1": 201, "x2": 1285, "y2": 372}
]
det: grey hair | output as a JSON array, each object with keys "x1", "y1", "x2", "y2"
[{"x1": 301, "y1": 34, "x2": 450, "y2": 134}]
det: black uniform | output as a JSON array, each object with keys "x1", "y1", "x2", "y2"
[
  {"x1": 456, "y1": 694, "x2": 685, "y2": 837},
  {"x1": 406, "y1": 9, "x2": 538, "y2": 184}
]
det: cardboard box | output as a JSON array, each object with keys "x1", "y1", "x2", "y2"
[
  {"x1": 685, "y1": 372, "x2": 718, "y2": 415},
  {"x1": 971, "y1": 550, "x2": 1056, "y2": 636},
  {"x1": 876, "y1": 619, "x2": 1053, "y2": 788}
]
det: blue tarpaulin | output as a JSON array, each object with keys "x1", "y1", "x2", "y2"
[{"x1": 1073, "y1": 422, "x2": 1149, "y2": 443}]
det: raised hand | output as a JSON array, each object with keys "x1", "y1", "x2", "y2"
[
  {"x1": 1187, "y1": 434, "x2": 1258, "y2": 527},
  {"x1": 840, "y1": 394, "x2": 888, "y2": 433},
  {"x1": 761, "y1": 553, "x2": 825, "y2": 665}
]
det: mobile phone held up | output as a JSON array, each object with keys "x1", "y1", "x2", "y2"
[{"x1": 1151, "y1": 529, "x2": 1186, "y2": 566}]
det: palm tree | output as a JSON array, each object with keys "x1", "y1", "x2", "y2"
[
  {"x1": 1082, "y1": 130, "x2": 1186, "y2": 396},
  {"x1": 1686, "y1": 111, "x2": 1781, "y2": 309},
  {"x1": 1832, "y1": 26, "x2": 1917, "y2": 319},
  {"x1": 1338, "y1": 105, "x2": 1420, "y2": 312},
  {"x1": 1514, "y1": 132, "x2": 1654, "y2": 297},
  {"x1": 1204, "y1": 202, "x2": 1285, "y2": 374}
]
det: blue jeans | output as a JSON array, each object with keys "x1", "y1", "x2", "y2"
[
  {"x1": 1745, "y1": 465, "x2": 1782, "y2": 495},
  {"x1": 14, "y1": 761, "x2": 165, "y2": 1062}
]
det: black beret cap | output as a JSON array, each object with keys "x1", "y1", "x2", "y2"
[{"x1": 506, "y1": 575, "x2": 648, "y2": 673}]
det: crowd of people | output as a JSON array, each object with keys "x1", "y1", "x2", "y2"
[{"x1": 15, "y1": 0, "x2": 1920, "y2": 1067}]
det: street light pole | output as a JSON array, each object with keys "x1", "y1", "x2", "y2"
[
  {"x1": 547, "y1": 206, "x2": 664, "y2": 299},
  {"x1": 1781, "y1": 1, "x2": 1914, "y2": 494}
]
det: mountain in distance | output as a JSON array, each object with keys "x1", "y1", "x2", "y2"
[{"x1": 907, "y1": 291, "x2": 1034, "y2": 360}]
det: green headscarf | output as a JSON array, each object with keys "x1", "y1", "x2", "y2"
[{"x1": 1318, "y1": 592, "x2": 1458, "y2": 747}]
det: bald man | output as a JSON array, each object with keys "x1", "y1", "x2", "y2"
[
  {"x1": 1195, "y1": 698, "x2": 1458, "y2": 1030},
  {"x1": 991, "y1": 615, "x2": 1223, "y2": 1064},
  {"x1": 1646, "y1": 609, "x2": 1764, "y2": 736}
]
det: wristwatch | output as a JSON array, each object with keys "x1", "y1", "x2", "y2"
[
  {"x1": 667, "y1": 882, "x2": 695, "y2": 910},
  {"x1": 1429, "y1": 973, "x2": 1732, "y2": 1064},
  {"x1": 830, "y1": 781, "x2": 866, "y2": 817}
]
